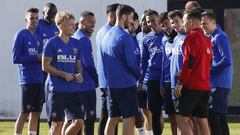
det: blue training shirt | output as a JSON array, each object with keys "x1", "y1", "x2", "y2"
[
  {"x1": 96, "y1": 23, "x2": 113, "y2": 88},
  {"x1": 72, "y1": 29, "x2": 98, "y2": 91},
  {"x1": 101, "y1": 26, "x2": 140, "y2": 88},
  {"x1": 132, "y1": 36, "x2": 141, "y2": 70},
  {"x1": 140, "y1": 31, "x2": 165, "y2": 84},
  {"x1": 210, "y1": 27, "x2": 233, "y2": 89},
  {"x1": 12, "y1": 29, "x2": 43, "y2": 84},
  {"x1": 43, "y1": 36, "x2": 81, "y2": 92},
  {"x1": 36, "y1": 18, "x2": 59, "y2": 45},
  {"x1": 170, "y1": 32, "x2": 186, "y2": 89}
]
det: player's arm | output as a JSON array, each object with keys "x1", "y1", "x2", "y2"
[
  {"x1": 12, "y1": 33, "x2": 40, "y2": 64},
  {"x1": 42, "y1": 56, "x2": 74, "y2": 82},
  {"x1": 139, "y1": 37, "x2": 150, "y2": 84},
  {"x1": 211, "y1": 34, "x2": 232, "y2": 74}
]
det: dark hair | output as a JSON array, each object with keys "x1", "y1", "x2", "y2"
[
  {"x1": 145, "y1": 9, "x2": 159, "y2": 17},
  {"x1": 185, "y1": 9, "x2": 202, "y2": 21},
  {"x1": 44, "y1": 2, "x2": 57, "y2": 9},
  {"x1": 201, "y1": 11, "x2": 216, "y2": 21},
  {"x1": 116, "y1": 4, "x2": 135, "y2": 19},
  {"x1": 133, "y1": 12, "x2": 139, "y2": 21},
  {"x1": 168, "y1": 10, "x2": 183, "y2": 19},
  {"x1": 80, "y1": 11, "x2": 95, "y2": 18},
  {"x1": 159, "y1": 12, "x2": 169, "y2": 22},
  {"x1": 26, "y1": 7, "x2": 39, "y2": 13},
  {"x1": 106, "y1": 3, "x2": 119, "y2": 14}
]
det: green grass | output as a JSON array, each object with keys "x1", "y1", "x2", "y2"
[{"x1": 0, "y1": 121, "x2": 239, "y2": 135}]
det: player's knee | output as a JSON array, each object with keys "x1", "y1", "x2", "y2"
[
  {"x1": 72, "y1": 119, "x2": 84, "y2": 129},
  {"x1": 89, "y1": 110, "x2": 95, "y2": 116}
]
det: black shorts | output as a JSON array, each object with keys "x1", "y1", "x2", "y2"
[
  {"x1": 81, "y1": 90, "x2": 97, "y2": 120},
  {"x1": 163, "y1": 82, "x2": 175, "y2": 114},
  {"x1": 20, "y1": 84, "x2": 43, "y2": 113},
  {"x1": 176, "y1": 87, "x2": 210, "y2": 118}
]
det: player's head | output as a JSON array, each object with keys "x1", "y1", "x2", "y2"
[
  {"x1": 168, "y1": 10, "x2": 184, "y2": 33},
  {"x1": 159, "y1": 12, "x2": 173, "y2": 35},
  {"x1": 55, "y1": 11, "x2": 76, "y2": 36},
  {"x1": 185, "y1": 1, "x2": 202, "y2": 13},
  {"x1": 183, "y1": 9, "x2": 202, "y2": 33},
  {"x1": 116, "y1": 4, "x2": 135, "y2": 29},
  {"x1": 140, "y1": 10, "x2": 151, "y2": 34},
  {"x1": 128, "y1": 12, "x2": 140, "y2": 34},
  {"x1": 25, "y1": 7, "x2": 39, "y2": 30},
  {"x1": 43, "y1": 2, "x2": 57, "y2": 24},
  {"x1": 106, "y1": 3, "x2": 119, "y2": 25},
  {"x1": 145, "y1": 9, "x2": 162, "y2": 33},
  {"x1": 79, "y1": 11, "x2": 96, "y2": 37},
  {"x1": 201, "y1": 11, "x2": 216, "y2": 34}
]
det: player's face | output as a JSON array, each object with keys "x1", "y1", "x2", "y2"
[
  {"x1": 62, "y1": 19, "x2": 76, "y2": 36},
  {"x1": 128, "y1": 19, "x2": 139, "y2": 33},
  {"x1": 25, "y1": 12, "x2": 39, "y2": 29},
  {"x1": 140, "y1": 14, "x2": 151, "y2": 33},
  {"x1": 82, "y1": 15, "x2": 96, "y2": 37},
  {"x1": 43, "y1": 6, "x2": 57, "y2": 24},
  {"x1": 170, "y1": 16, "x2": 184, "y2": 33},
  {"x1": 183, "y1": 14, "x2": 192, "y2": 33},
  {"x1": 146, "y1": 14, "x2": 161, "y2": 33},
  {"x1": 124, "y1": 12, "x2": 134, "y2": 29},
  {"x1": 161, "y1": 19, "x2": 173, "y2": 35},
  {"x1": 201, "y1": 16, "x2": 214, "y2": 34}
]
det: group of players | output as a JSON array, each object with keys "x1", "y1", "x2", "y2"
[{"x1": 12, "y1": 1, "x2": 233, "y2": 135}]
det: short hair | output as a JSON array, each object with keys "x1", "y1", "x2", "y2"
[
  {"x1": 116, "y1": 4, "x2": 135, "y2": 19},
  {"x1": 145, "y1": 9, "x2": 159, "y2": 17},
  {"x1": 185, "y1": 9, "x2": 202, "y2": 21},
  {"x1": 133, "y1": 12, "x2": 139, "y2": 21},
  {"x1": 80, "y1": 11, "x2": 95, "y2": 20},
  {"x1": 55, "y1": 11, "x2": 75, "y2": 26},
  {"x1": 106, "y1": 3, "x2": 119, "y2": 14},
  {"x1": 201, "y1": 11, "x2": 216, "y2": 21},
  {"x1": 159, "y1": 12, "x2": 169, "y2": 22},
  {"x1": 185, "y1": 1, "x2": 202, "y2": 10},
  {"x1": 44, "y1": 2, "x2": 57, "y2": 9},
  {"x1": 26, "y1": 7, "x2": 39, "y2": 14},
  {"x1": 168, "y1": 10, "x2": 183, "y2": 19}
]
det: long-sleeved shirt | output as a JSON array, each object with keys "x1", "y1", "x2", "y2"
[
  {"x1": 72, "y1": 29, "x2": 98, "y2": 91},
  {"x1": 210, "y1": 27, "x2": 233, "y2": 89},
  {"x1": 178, "y1": 28, "x2": 212, "y2": 90},
  {"x1": 101, "y1": 26, "x2": 140, "y2": 88},
  {"x1": 12, "y1": 29, "x2": 43, "y2": 84},
  {"x1": 96, "y1": 23, "x2": 113, "y2": 88},
  {"x1": 140, "y1": 31, "x2": 164, "y2": 84}
]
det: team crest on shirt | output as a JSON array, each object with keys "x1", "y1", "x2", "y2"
[
  {"x1": 43, "y1": 33, "x2": 46, "y2": 37},
  {"x1": 206, "y1": 47, "x2": 211, "y2": 54},
  {"x1": 73, "y1": 48, "x2": 78, "y2": 54},
  {"x1": 28, "y1": 41, "x2": 31, "y2": 45}
]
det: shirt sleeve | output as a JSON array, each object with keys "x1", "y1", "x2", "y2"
[
  {"x1": 211, "y1": 34, "x2": 232, "y2": 74},
  {"x1": 139, "y1": 37, "x2": 150, "y2": 83},
  {"x1": 12, "y1": 32, "x2": 38, "y2": 64}
]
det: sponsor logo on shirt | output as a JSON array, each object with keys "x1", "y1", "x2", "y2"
[
  {"x1": 28, "y1": 48, "x2": 38, "y2": 55},
  {"x1": 57, "y1": 55, "x2": 76, "y2": 63},
  {"x1": 149, "y1": 46, "x2": 163, "y2": 54},
  {"x1": 73, "y1": 48, "x2": 78, "y2": 54}
]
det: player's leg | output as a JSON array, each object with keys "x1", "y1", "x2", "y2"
[{"x1": 98, "y1": 88, "x2": 109, "y2": 135}]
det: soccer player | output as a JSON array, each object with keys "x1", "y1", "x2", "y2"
[
  {"x1": 136, "y1": 10, "x2": 153, "y2": 135},
  {"x1": 42, "y1": 11, "x2": 84, "y2": 135},
  {"x1": 95, "y1": 3, "x2": 119, "y2": 135},
  {"x1": 140, "y1": 9, "x2": 165, "y2": 135},
  {"x1": 174, "y1": 10, "x2": 212, "y2": 135},
  {"x1": 72, "y1": 10, "x2": 98, "y2": 135},
  {"x1": 35, "y1": 2, "x2": 58, "y2": 130},
  {"x1": 159, "y1": 11, "x2": 178, "y2": 135},
  {"x1": 101, "y1": 4, "x2": 139, "y2": 135},
  {"x1": 201, "y1": 11, "x2": 233, "y2": 135},
  {"x1": 128, "y1": 12, "x2": 146, "y2": 135},
  {"x1": 12, "y1": 7, "x2": 43, "y2": 135}
]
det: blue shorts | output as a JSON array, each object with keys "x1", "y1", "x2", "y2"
[
  {"x1": 107, "y1": 86, "x2": 138, "y2": 118},
  {"x1": 20, "y1": 84, "x2": 43, "y2": 113},
  {"x1": 48, "y1": 91, "x2": 84, "y2": 122},
  {"x1": 163, "y1": 82, "x2": 175, "y2": 114},
  {"x1": 81, "y1": 90, "x2": 96, "y2": 120},
  {"x1": 146, "y1": 80, "x2": 163, "y2": 113},
  {"x1": 209, "y1": 87, "x2": 230, "y2": 114}
]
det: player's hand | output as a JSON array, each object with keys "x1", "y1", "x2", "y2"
[
  {"x1": 37, "y1": 54, "x2": 42, "y2": 61},
  {"x1": 75, "y1": 73, "x2": 84, "y2": 83},
  {"x1": 176, "y1": 71, "x2": 181, "y2": 77},
  {"x1": 137, "y1": 82, "x2": 142, "y2": 91},
  {"x1": 161, "y1": 88, "x2": 165, "y2": 97},
  {"x1": 174, "y1": 83, "x2": 183, "y2": 98},
  {"x1": 64, "y1": 72, "x2": 75, "y2": 82}
]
